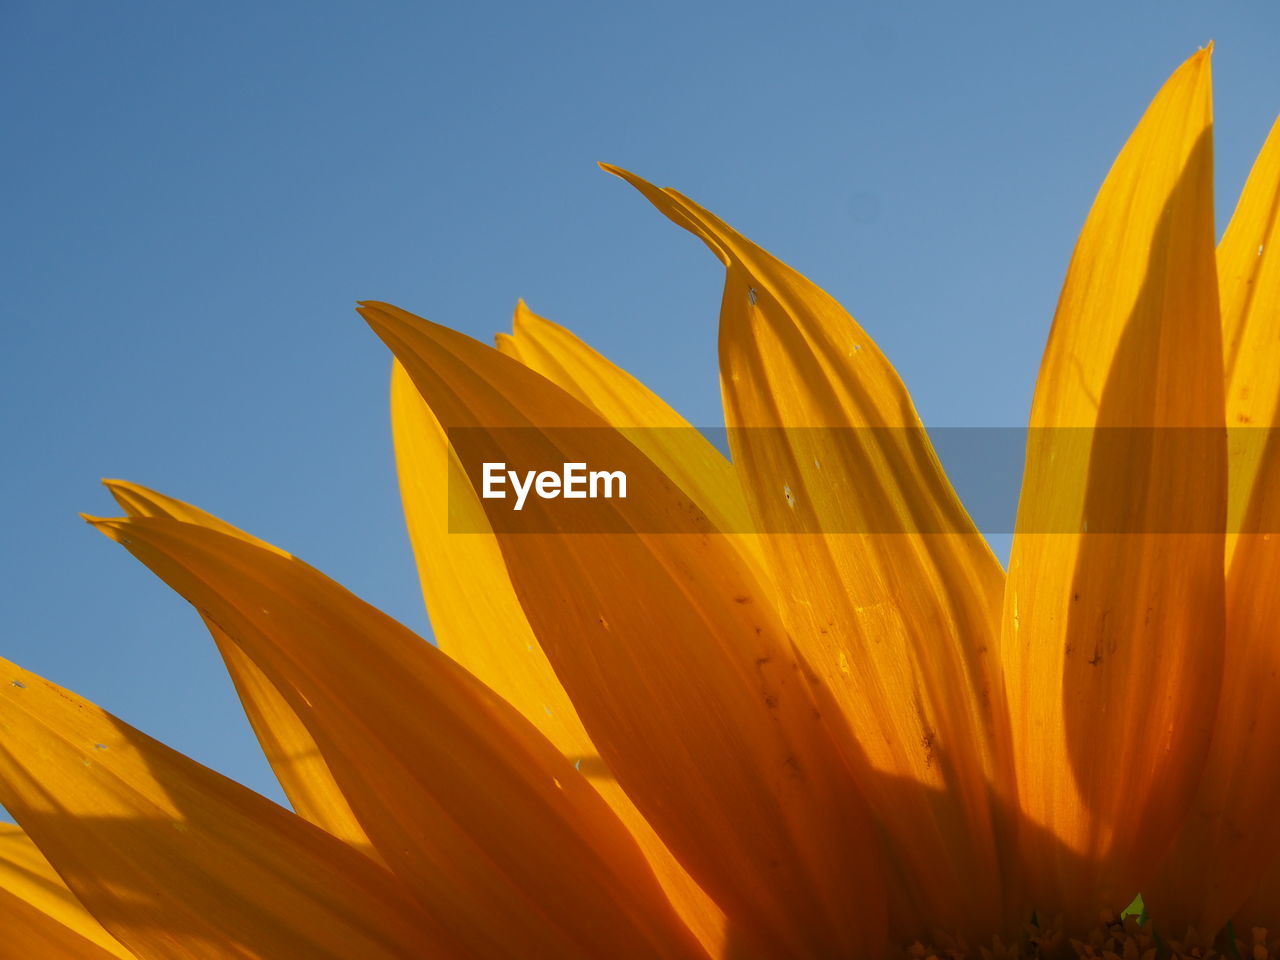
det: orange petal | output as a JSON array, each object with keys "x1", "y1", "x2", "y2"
[
  {"x1": 0, "y1": 659, "x2": 457, "y2": 960},
  {"x1": 91, "y1": 511, "x2": 710, "y2": 960},
  {"x1": 390, "y1": 361, "x2": 730, "y2": 955},
  {"x1": 0, "y1": 824, "x2": 135, "y2": 959},
  {"x1": 1147, "y1": 116, "x2": 1280, "y2": 933},
  {"x1": 1001, "y1": 48, "x2": 1224, "y2": 919},
  {"x1": 1235, "y1": 851, "x2": 1280, "y2": 931},
  {"x1": 364, "y1": 300, "x2": 888, "y2": 958},
  {"x1": 601, "y1": 166, "x2": 1014, "y2": 939},
  {"x1": 102, "y1": 479, "x2": 376, "y2": 859}
]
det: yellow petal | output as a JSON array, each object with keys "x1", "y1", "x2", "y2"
[
  {"x1": 502, "y1": 300, "x2": 769, "y2": 587},
  {"x1": 1146, "y1": 116, "x2": 1280, "y2": 933},
  {"x1": 92, "y1": 511, "x2": 710, "y2": 960},
  {"x1": 508, "y1": 301, "x2": 757, "y2": 534},
  {"x1": 101, "y1": 479, "x2": 376, "y2": 860},
  {"x1": 493, "y1": 330, "x2": 523, "y2": 361},
  {"x1": 1222, "y1": 115, "x2": 1280, "y2": 551},
  {"x1": 1001, "y1": 48, "x2": 1224, "y2": 919},
  {"x1": 505, "y1": 301, "x2": 598, "y2": 409},
  {"x1": 390, "y1": 361, "x2": 730, "y2": 955},
  {"x1": 0, "y1": 659, "x2": 456, "y2": 960},
  {"x1": 0, "y1": 824, "x2": 135, "y2": 960},
  {"x1": 602, "y1": 166, "x2": 1013, "y2": 939},
  {"x1": 389, "y1": 368, "x2": 591, "y2": 756},
  {"x1": 364, "y1": 300, "x2": 888, "y2": 958}
]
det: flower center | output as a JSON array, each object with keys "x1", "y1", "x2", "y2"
[{"x1": 904, "y1": 912, "x2": 1277, "y2": 960}]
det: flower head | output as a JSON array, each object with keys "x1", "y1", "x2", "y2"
[{"x1": 2, "y1": 46, "x2": 1279, "y2": 959}]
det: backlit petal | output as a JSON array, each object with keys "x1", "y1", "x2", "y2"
[
  {"x1": 1146, "y1": 116, "x2": 1280, "y2": 933},
  {"x1": 1236, "y1": 852, "x2": 1280, "y2": 931},
  {"x1": 364, "y1": 300, "x2": 888, "y2": 959},
  {"x1": 493, "y1": 331, "x2": 523, "y2": 361},
  {"x1": 92, "y1": 512, "x2": 709, "y2": 960},
  {"x1": 389, "y1": 366, "x2": 589, "y2": 756},
  {"x1": 504, "y1": 300, "x2": 759, "y2": 547},
  {"x1": 1001, "y1": 49, "x2": 1224, "y2": 919},
  {"x1": 0, "y1": 825, "x2": 134, "y2": 960},
  {"x1": 390, "y1": 361, "x2": 730, "y2": 955},
  {"x1": 0, "y1": 659, "x2": 455, "y2": 960},
  {"x1": 602, "y1": 165, "x2": 1013, "y2": 940},
  {"x1": 1222, "y1": 116, "x2": 1280, "y2": 550},
  {"x1": 102, "y1": 479, "x2": 376, "y2": 858}
]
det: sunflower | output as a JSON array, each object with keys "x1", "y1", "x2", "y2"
[{"x1": 1, "y1": 46, "x2": 1278, "y2": 959}]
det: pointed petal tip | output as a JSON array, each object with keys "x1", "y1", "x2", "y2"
[
  {"x1": 81, "y1": 513, "x2": 123, "y2": 536},
  {"x1": 82, "y1": 515, "x2": 136, "y2": 549},
  {"x1": 512, "y1": 298, "x2": 548, "y2": 334},
  {"x1": 1181, "y1": 42, "x2": 1214, "y2": 76},
  {"x1": 361, "y1": 300, "x2": 428, "y2": 324},
  {"x1": 1175, "y1": 44, "x2": 1214, "y2": 115},
  {"x1": 598, "y1": 163, "x2": 655, "y2": 192},
  {"x1": 357, "y1": 300, "x2": 407, "y2": 322},
  {"x1": 100, "y1": 477, "x2": 136, "y2": 496},
  {"x1": 99, "y1": 478, "x2": 157, "y2": 518},
  {"x1": 357, "y1": 301, "x2": 405, "y2": 336},
  {"x1": 512, "y1": 298, "x2": 532, "y2": 327}
]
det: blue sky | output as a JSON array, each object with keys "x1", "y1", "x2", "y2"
[{"x1": 3, "y1": 1, "x2": 1278, "y2": 807}]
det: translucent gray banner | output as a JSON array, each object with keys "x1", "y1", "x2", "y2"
[{"x1": 444, "y1": 427, "x2": 1278, "y2": 534}]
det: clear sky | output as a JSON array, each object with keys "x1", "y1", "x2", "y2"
[{"x1": 4, "y1": 1, "x2": 1279, "y2": 809}]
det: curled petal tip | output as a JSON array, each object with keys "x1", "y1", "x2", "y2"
[
  {"x1": 98, "y1": 478, "x2": 163, "y2": 518},
  {"x1": 598, "y1": 163, "x2": 651, "y2": 190},
  {"x1": 361, "y1": 303, "x2": 460, "y2": 349},
  {"x1": 357, "y1": 300, "x2": 403, "y2": 320},
  {"x1": 512, "y1": 299, "x2": 540, "y2": 331},
  {"x1": 82, "y1": 516, "x2": 131, "y2": 547},
  {"x1": 356, "y1": 302, "x2": 393, "y2": 333},
  {"x1": 356, "y1": 300, "x2": 398, "y2": 321}
]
